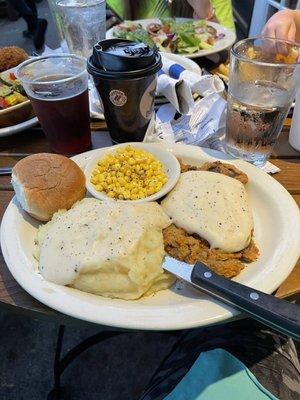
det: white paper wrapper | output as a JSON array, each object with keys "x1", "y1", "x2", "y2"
[
  {"x1": 161, "y1": 57, "x2": 225, "y2": 95},
  {"x1": 145, "y1": 93, "x2": 227, "y2": 146},
  {"x1": 183, "y1": 73, "x2": 225, "y2": 96},
  {"x1": 261, "y1": 162, "x2": 281, "y2": 174},
  {"x1": 88, "y1": 79, "x2": 104, "y2": 119},
  {"x1": 157, "y1": 73, "x2": 194, "y2": 115}
]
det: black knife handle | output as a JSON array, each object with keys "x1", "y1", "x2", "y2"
[{"x1": 191, "y1": 262, "x2": 300, "y2": 341}]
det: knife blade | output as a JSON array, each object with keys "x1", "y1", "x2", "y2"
[
  {"x1": 163, "y1": 256, "x2": 300, "y2": 341},
  {"x1": 0, "y1": 167, "x2": 12, "y2": 175}
]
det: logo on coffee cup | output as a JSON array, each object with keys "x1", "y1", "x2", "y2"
[{"x1": 109, "y1": 90, "x2": 127, "y2": 107}]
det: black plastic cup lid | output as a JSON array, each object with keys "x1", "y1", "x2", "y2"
[{"x1": 87, "y1": 38, "x2": 162, "y2": 79}]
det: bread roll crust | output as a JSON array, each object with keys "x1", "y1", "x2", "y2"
[{"x1": 12, "y1": 153, "x2": 86, "y2": 221}]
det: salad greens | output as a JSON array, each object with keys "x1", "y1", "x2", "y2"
[{"x1": 113, "y1": 18, "x2": 220, "y2": 54}]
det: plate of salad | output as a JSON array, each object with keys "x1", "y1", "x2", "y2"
[
  {"x1": 0, "y1": 67, "x2": 38, "y2": 136},
  {"x1": 107, "y1": 18, "x2": 236, "y2": 58},
  {"x1": 0, "y1": 71, "x2": 28, "y2": 109}
]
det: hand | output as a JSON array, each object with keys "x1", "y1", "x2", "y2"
[
  {"x1": 186, "y1": 0, "x2": 212, "y2": 20},
  {"x1": 262, "y1": 10, "x2": 297, "y2": 42}
]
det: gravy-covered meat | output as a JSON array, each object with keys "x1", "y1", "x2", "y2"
[
  {"x1": 163, "y1": 224, "x2": 259, "y2": 279},
  {"x1": 200, "y1": 161, "x2": 248, "y2": 184},
  {"x1": 178, "y1": 159, "x2": 248, "y2": 185}
]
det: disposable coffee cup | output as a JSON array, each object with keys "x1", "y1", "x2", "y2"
[{"x1": 87, "y1": 39, "x2": 162, "y2": 143}]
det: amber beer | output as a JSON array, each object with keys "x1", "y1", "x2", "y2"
[
  {"x1": 16, "y1": 55, "x2": 91, "y2": 154},
  {"x1": 28, "y1": 77, "x2": 90, "y2": 154}
]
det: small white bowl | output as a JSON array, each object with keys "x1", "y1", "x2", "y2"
[{"x1": 84, "y1": 142, "x2": 181, "y2": 203}]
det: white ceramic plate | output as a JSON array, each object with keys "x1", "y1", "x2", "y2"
[
  {"x1": 1, "y1": 144, "x2": 300, "y2": 330},
  {"x1": 85, "y1": 142, "x2": 181, "y2": 203},
  {"x1": 160, "y1": 52, "x2": 201, "y2": 72},
  {"x1": 106, "y1": 19, "x2": 236, "y2": 59},
  {"x1": 0, "y1": 116, "x2": 38, "y2": 137}
]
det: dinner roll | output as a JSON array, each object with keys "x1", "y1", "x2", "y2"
[{"x1": 12, "y1": 153, "x2": 86, "y2": 221}]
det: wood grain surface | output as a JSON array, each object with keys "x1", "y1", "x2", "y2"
[{"x1": 0, "y1": 125, "x2": 299, "y2": 324}]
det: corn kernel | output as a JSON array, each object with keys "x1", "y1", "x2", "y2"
[{"x1": 90, "y1": 145, "x2": 168, "y2": 200}]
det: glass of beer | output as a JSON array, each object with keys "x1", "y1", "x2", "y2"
[
  {"x1": 225, "y1": 37, "x2": 300, "y2": 167},
  {"x1": 16, "y1": 55, "x2": 91, "y2": 155}
]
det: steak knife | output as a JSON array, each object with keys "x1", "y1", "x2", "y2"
[{"x1": 163, "y1": 256, "x2": 300, "y2": 341}]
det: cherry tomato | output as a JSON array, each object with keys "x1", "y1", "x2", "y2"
[{"x1": 0, "y1": 98, "x2": 7, "y2": 109}]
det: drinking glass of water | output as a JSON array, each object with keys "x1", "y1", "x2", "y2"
[
  {"x1": 56, "y1": 0, "x2": 106, "y2": 58},
  {"x1": 225, "y1": 37, "x2": 300, "y2": 167}
]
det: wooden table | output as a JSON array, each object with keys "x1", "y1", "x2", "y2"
[{"x1": 0, "y1": 124, "x2": 299, "y2": 325}]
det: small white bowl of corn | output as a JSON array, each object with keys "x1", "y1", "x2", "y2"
[{"x1": 84, "y1": 142, "x2": 181, "y2": 203}]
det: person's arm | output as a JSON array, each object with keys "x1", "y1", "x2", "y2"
[
  {"x1": 262, "y1": 9, "x2": 300, "y2": 43},
  {"x1": 186, "y1": 0, "x2": 215, "y2": 20}
]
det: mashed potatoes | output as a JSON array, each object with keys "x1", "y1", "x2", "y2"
[
  {"x1": 35, "y1": 198, "x2": 175, "y2": 300},
  {"x1": 161, "y1": 171, "x2": 254, "y2": 253}
]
